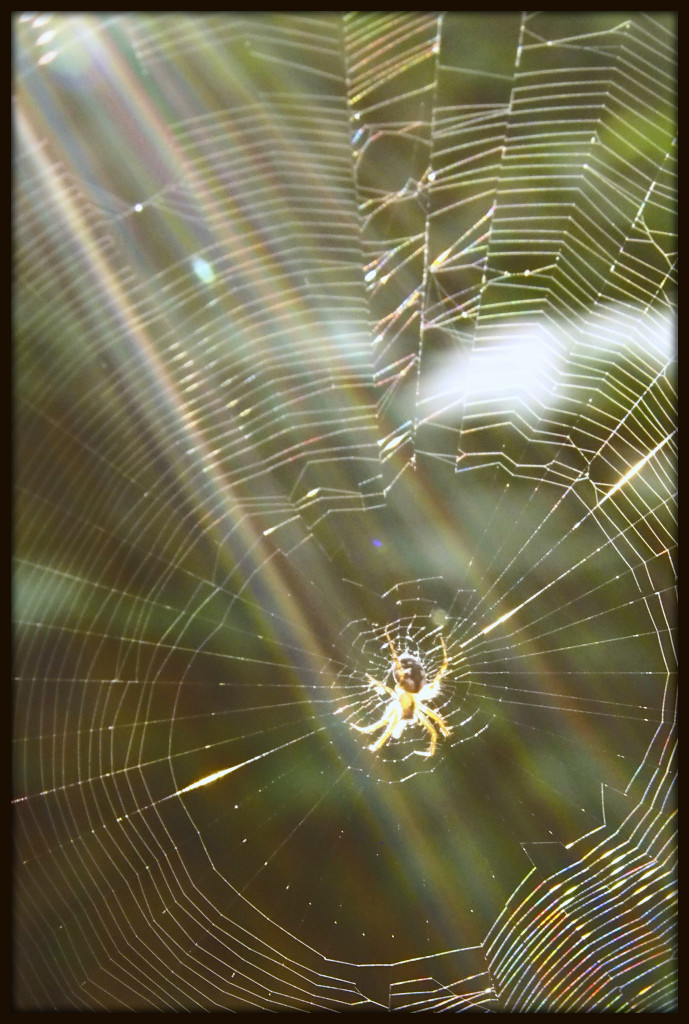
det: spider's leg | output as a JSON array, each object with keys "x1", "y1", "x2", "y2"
[
  {"x1": 422, "y1": 704, "x2": 452, "y2": 737},
  {"x1": 367, "y1": 674, "x2": 396, "y2": 699},
  {"x1": 413, "y1": 710, "x2": 437, "y2": 757},
  {"x1": 352, "y1": 706, "x2": 393, "y2": 734},
  {"x1": 369, "y1": 708, "x2": 402, "y2": 751},
  {"x1": 425, "y1": 634, "x2": 449, "y2": 696},
  {"x1": 384, "y1": 629, "x2": 404, "y2": 680}
]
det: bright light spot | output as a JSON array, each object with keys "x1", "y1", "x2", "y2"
[
  {"x1": 134, "y1": 203, "x2": 143, "y2": 213},
  {"x1": 594, "y1": 433, "x2": 673, "y2": 509},
  {"x1": 36, "y1": 29, "x2": 56, "y2": 45},
  {"x1": 419, "y1": 304, "x2": 675, "y2": 425},
  {"x1": 37, "y1": 50, "x2": 56, "y2": 65},
  {"x1": 432, "y1": 246, "x2": 451, "y2": 269},
  {"x1": 175, "y1": 732, "x2": 313, "y2": 795},
  {"x1": 191, "y1": 255, "x2": 215, "y2": 285},
  {"x1": 380, "y1": 434, "x2": 405, "y2": 454}
]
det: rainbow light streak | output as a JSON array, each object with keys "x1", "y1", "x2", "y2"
[{"x1": 18, "y1": 26, "x2": 367, "y2": 720}]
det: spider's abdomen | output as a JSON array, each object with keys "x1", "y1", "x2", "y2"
[{"x1": 396, "y1": 654, "x2": 425, "y2": 693}]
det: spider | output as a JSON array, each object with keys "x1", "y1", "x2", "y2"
[{"x1": 354, "y1": 630, "x2": 452, "y2": 757}]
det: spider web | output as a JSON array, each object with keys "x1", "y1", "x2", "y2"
[{"x1": 13, "y1": 12, "x2": 676, "y2": 1012}]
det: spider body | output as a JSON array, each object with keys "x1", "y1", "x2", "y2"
[{"x1": 354, "y1": 631, "x2": 452, "y2": 757}]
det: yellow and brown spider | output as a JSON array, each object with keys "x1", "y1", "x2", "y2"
[{"x1": 354, "y1": 630, "x2": 452, "y2": 757}]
